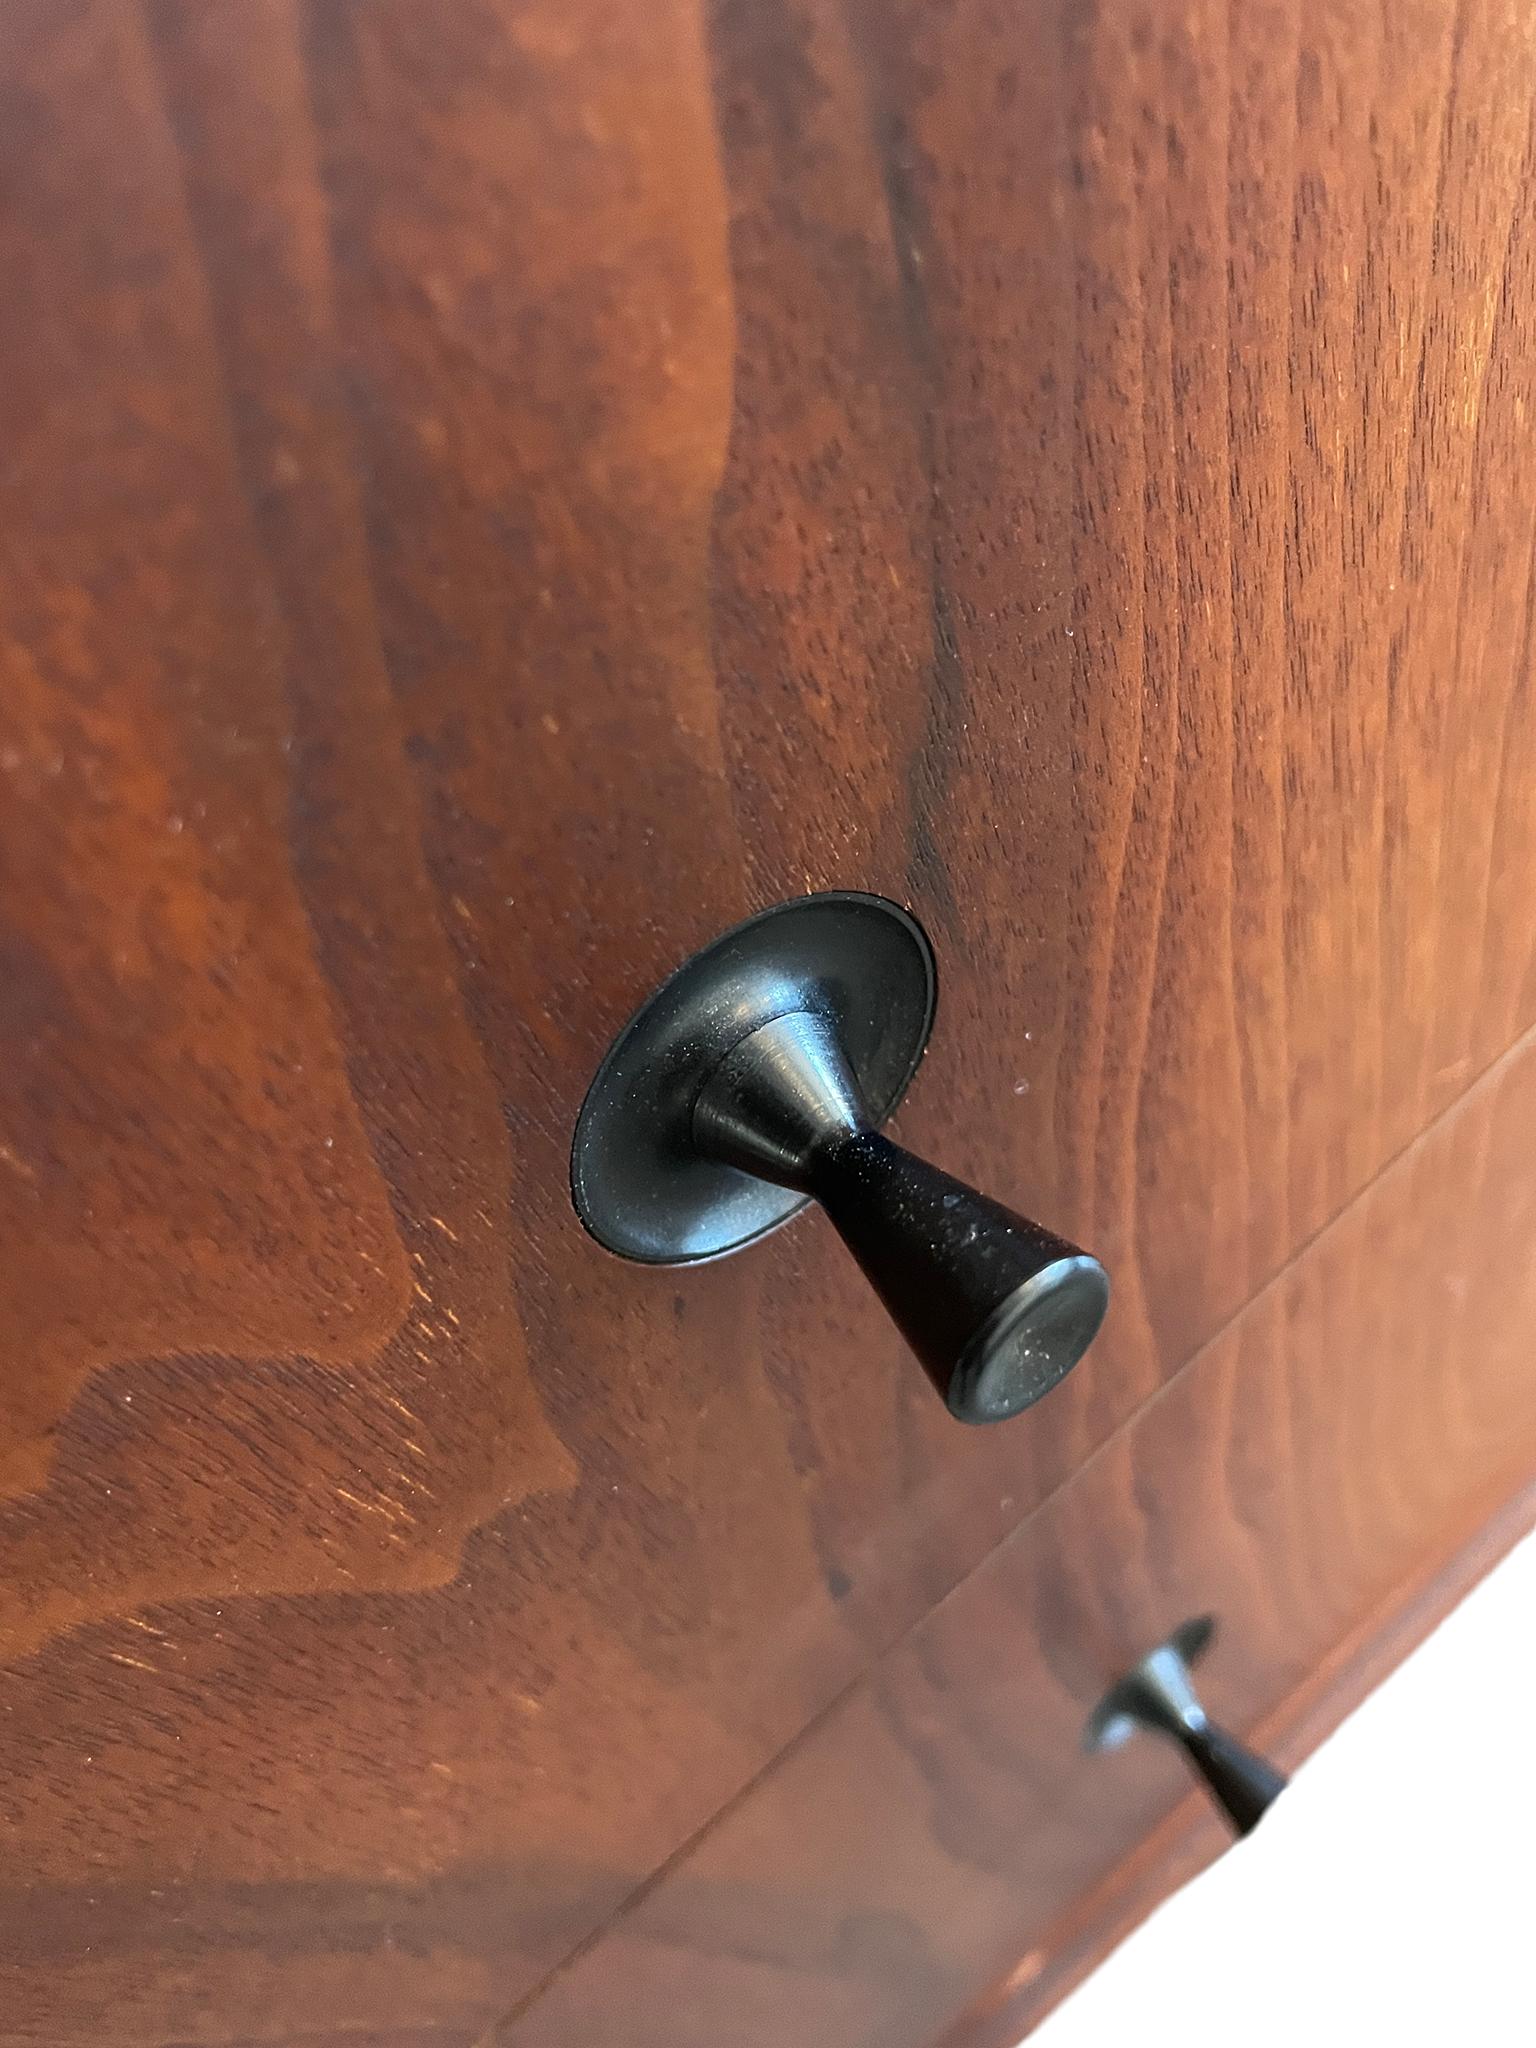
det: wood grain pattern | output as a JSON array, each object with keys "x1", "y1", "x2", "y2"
[
  {"x1": 1, "y1": 0, "x2": 1535, "y2": 2040},
  {"x1": 498, "y1": 1023, "x2": 1536, "y2": 2048}
]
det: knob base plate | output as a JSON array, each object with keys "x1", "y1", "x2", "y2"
[
  {"x1": 570, "y1": 893, "x2": 936, "y2": 1264},
  {"x1": 1086, "y1": 1615, "x2": 1217, "y2": 1752}
]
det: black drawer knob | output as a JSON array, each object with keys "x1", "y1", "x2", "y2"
[
  {"x1": 571, "y1": 893, "x2": 1110, "y2": 1424},
  {"x1": 1087, "y1": 1617, "x2": 1288, "y2": 1837}
]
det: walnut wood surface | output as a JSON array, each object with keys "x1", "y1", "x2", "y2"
[
  {"x1": 2, "y1": 0, "x2": 1535, "y2": 2042},
  {"x1": 500, "y1": 1025, "x2": 1536, "y2": 2048}
]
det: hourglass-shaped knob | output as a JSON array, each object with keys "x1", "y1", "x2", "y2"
[
  {"x1": 1086, "y1": 1618, "x2": 1289, "y2": 1837},
  {"x1": 570, "y1": 893, "x2": 1109, "y2": 1424},
  {"x1": 692, "y1": 1008, "x2": 1108, "y2": 1420}
]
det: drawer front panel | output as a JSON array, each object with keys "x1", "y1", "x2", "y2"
[
  {"x1": 503, "y1": 1028, "x2": 1536, "y2": 2046},
  {"x1": 2, "y1": 0, "x2": 1535, "y2": 2040}
]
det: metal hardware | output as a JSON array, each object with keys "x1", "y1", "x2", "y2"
[
  {"x1": 571, "y1": 893, "x2": 1110, "y2": 1423},
  {"x1": 1086, "y1": 1617, "x2": 1288, "y2": 1836}
]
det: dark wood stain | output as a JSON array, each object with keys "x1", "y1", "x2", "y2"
[{"x1": 1, "y1": 0, "x2": 1534, "y2": 2040}]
